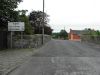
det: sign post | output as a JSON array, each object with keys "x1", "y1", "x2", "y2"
[
  {"x1": 10, "y1": 31, "x2": 12, "y2": 48},
  {"x1": 21, "y1": 31, "x2": 23, "y2": 48},
  {"x1": 8, "y1": 22, "x2": 25, "y2": 48}
]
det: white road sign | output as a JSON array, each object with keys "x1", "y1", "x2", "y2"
[{"x1": 8, "y1": 22, "x2": 25, "y2": 31}]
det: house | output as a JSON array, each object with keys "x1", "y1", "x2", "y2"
[{"x1": 68, "y1": 29, "x2": 83, "y2": 41}]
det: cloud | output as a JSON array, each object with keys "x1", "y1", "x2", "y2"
[{"x1": 18, "y1": 0, "x2": 100, "y2": 32}]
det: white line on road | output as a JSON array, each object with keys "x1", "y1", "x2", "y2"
[{"x1": 51, "y1": 57, "x2": 55, "y2": 63}]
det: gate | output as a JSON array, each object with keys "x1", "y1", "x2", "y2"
[{"x1": 0, "y1": 31, "x2": 7, "y2": 49}]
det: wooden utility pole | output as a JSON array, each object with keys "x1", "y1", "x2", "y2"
[{"x1": 42, "y1": 0, "x2": 45, "y2": 45}]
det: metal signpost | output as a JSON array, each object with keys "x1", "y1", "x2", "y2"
[{"x1": 8, "y1": 22, "x2": 25, "y2": 48}]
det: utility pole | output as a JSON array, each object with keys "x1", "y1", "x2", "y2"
[
  {"x1": 42, "y1": 0, "x2": 45, "y2": 45},
  {"x1": 64, "y1": 26, "x2": 65, "y2": 30}
]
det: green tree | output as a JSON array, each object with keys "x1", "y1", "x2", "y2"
[
  {"x1": 59, "y1": 30, "x2": 68, "y2": 40},
  {"x1": 0, "y1": 0, "x2": 22, "y2": 30},
  {"x1": 82, "y1": 28, "x2": 100, "y2": 42},
  {"x1": 44, "y1": 26, "x2": 53, "y2": 35},
  {"x1": 29, "y1": 11, "x2": 52, "y2": 34},
  {"x1": 19, "y1": 10, "x2": 33, "y2": 34},
  {"x1": 84, "y1": 28, "x2": 100, "y2": 36},
  {"x1": 52, "y1": 33, "x2": 60, "y2": 39},
  {"x1": 96, "y1": 30, "x2": 100, "y2": 36}
]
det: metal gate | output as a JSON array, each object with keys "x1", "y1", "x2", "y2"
[{"x1": 0, "y1": 31, "x2": 7, "y2": 49}]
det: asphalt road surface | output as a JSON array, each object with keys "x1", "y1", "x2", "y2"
[{"x1": 9, "y1": 40, "x2": 100, "y2": 75}]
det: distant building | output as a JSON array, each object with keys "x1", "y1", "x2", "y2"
[{"x1": 68, "y1": 29, "x2": 83, "y2": 41}]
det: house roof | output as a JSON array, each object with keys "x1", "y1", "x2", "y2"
[{"x1": 70, "y1": 29, "x2": 84, "y2": 36}]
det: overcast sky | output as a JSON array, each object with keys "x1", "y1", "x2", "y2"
[{"x1": 18, "y1": 0, "x2": 100, "y2": 32}]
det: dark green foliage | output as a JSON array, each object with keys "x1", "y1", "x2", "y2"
[
  {"x1": 52, "y1": 30, "x2": 68, "y2": 40},
  {"x1": 0, "y1": 0, "x2": 22, "y2": 30},
  {"x1": 82, "y1": 28, "x2": 100, "y2": 43},
  {"x1": 19, "y1": 10, "x2": 33, "y2": 35},
  {"x1": 29, "y1": 10, "x2": 52, "y2": 35},
  {"x1": 96, "y1": 30, "x2": 100, "y2": 36},
  {"x1": 44, "y1": 26, "x2": 53, "y2": 35},
  {"x1": 59, "y1": 30, "x2": 68, "y2": 40},
  {"x1": 52, "y1": 33, "x2": 60, "y2": 39},
  {"x1": 83, "y1": 28, "x2": 100, "y2": 36}
]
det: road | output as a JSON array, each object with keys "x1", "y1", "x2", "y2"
[{"x1": 9, "y1": 40, "x2": 100, "y2": 75}]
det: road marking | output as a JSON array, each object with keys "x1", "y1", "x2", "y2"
[{"x1": 51, "y1": 57, "x2": 55, "y2": 63}]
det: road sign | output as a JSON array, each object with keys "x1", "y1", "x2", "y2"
[{"x1": 8, "y1": 22, "x2": 25, "y2": 31}]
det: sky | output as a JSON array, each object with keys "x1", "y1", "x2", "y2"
[{"x1": 18, "y1": 0, "x2": 100, "y2": 32}]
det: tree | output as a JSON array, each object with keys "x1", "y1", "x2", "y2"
[
  {"x1": 44, "y1": 26, "x2": 53, "y2": 35},
  {"x1": 29, "y1": 10, "x2": 51, "y2": 34},
  {"x1": 84, "y1": 28, "x2": 100, "y2": 36},
  {"x1": 59, "y1": 30, "x2": 68, "y2": 40},
  {"x1": 19, "y1": 10, "x2": 33, "y2": 35},
  {"x1": 96, "y1": 30, "x2": 100, "y2": 36},
  {"x1": 52, "y1": 33, "x2": 60, "y2": 39},
  {"x1": 82, "y1": 28, "x2": 100, "y2": 42},
  {"x1": 0, "y1": 0, "x2": 22, "y2": 30}
]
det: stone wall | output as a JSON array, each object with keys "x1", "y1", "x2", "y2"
[
  {"x1": 8, "y1": 34, "x2": 51, "y2": 48},
  {"x1": 81, "y1": 35, "x2": 100, "y2": 44}
]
